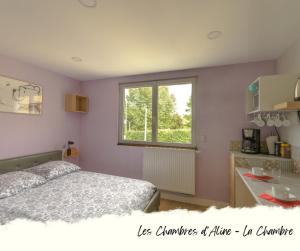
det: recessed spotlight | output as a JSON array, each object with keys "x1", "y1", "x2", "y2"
[
  {"x1": 71, "y1": 57, "x2": 83, "y2": 62},
  {"x1": 78, "y1": 0, "x2": 97, "y2": 8},
  {"x1": 207, "y1": 30, "x2": 222, "y2": 40}
]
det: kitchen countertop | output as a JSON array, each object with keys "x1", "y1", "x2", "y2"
[
  {"x1": 231, "y1": 151, "x2": 292, "y2": 161},
  {"x1": 236, "y1": 167, "x2": 300, "y2": 206}
]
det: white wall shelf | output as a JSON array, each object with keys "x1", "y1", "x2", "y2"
[{"x1": 246, "y1": 74, "x2": 300, "y2": 114}]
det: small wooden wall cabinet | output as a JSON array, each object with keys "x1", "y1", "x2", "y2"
[{"x1": 65, "y1": 94, "x2": 89, "y2": 113}]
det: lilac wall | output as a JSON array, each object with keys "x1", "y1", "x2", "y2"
[
  {"x1": 0, "y1": 54, "x2": 276, "y2": 202},
  {"x1": 0, "y1": 54, "x2": 81, "y2": 159},
  {"x1": 79, "y1": 60, "x2": 276, "y2": 203}
]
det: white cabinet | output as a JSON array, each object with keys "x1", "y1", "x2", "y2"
[
  {"x1": 246, "y1": 74, "x2": 300, "y2": 114},
  {"x1": 234, "y1": 169, "x2": 257, "y2": 208}
]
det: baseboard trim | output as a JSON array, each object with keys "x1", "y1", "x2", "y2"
[{"x1": 161, "y1": 192, "x2": 229, "y2": 208}]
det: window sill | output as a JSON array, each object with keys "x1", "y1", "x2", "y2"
[{"x1": 117, "y1": 142, "x2": 197, "y2": 150}]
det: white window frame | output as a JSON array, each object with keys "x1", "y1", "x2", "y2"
[{"x1": 118, "y1": 77, "x2": 196, "y2": 149}]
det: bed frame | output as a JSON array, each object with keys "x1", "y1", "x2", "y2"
[{"x1": 0, "y1": 151, "x2": 160, "y2": 213}]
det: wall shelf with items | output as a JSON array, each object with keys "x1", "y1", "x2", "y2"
[
  {"x1": 273, "y1": 101, "x2": 300, "y2": 111},
  {"x1": 246, "y1": 74, "x2": 300, "y2": 114},
  {"x1": 273, "y1": 101, "x2": 300, "y2": 120},
  {"x1": 65, "y1": 94, "x2": 89, "y2": 113}
]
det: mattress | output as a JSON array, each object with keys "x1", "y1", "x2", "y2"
[{"x1": 0, "y1": 170, "x2": 156, "y2": 224}]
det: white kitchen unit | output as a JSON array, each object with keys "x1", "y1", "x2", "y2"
[
  {"x1": 235, "y1": 167, "x2": 300, "y2": 207},
  {"x1": 229, "y1": 151, "x2": 293, "y2": 207},
  {"x1": 246, "y1": 74, "x2": 300, "y2": 114}
]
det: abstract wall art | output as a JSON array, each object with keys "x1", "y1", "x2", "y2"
[{"x1": 0, "y1": 75, "x2": 42, "y2": 115}]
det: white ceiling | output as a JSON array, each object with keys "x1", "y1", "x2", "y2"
[{"x1": 0, "y1": 0, "x2": 300, "y2": 81}]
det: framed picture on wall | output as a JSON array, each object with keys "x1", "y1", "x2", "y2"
[{"x1": 0, "y1": 74, "x2": 43, "y2": 115}]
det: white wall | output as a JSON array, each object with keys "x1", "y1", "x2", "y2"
[
  {"x1": 277, "y1": 38, "x2": 300, "y2": 148},
  {"x1": 277, "y1": 39, "x2": 300, "y2": 74}
]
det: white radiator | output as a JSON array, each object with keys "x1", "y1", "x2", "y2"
[{"x1": 143, "y1": 147, "x2": 195, "y2": 195}]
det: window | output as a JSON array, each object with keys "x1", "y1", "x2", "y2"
[{"x1": 119, "y1": 78, "x2": 195, "y2": 148}]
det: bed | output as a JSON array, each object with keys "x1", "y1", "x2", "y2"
[{"x1": 0, "y1": 151, "x2": 160, "y2": 224}]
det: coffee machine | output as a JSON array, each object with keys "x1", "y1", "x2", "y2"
[{"x1": 241, "y1": 128, "x2": 260, "y2": 154}]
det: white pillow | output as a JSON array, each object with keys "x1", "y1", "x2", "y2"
[
  {"x1": 25, "y1": 161, "x2": 80, "y2": 180},
  {"x1": 0, "y1": 171, "x2": 46, "y2": 199}
]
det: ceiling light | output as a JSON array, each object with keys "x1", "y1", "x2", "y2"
[
  {"x1": 71, "y1": 57, "x2": 83, "y2": 62},
  {"x1": 78, "y1": 0, "x2": 97, "y2": 8},
  {"x1": 207, "y1": 31, "x2": 222, "y2": 40}
]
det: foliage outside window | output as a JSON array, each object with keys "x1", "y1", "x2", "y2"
[{"x1": 119, "y1": 78, "x2": 195, "y2": 147}]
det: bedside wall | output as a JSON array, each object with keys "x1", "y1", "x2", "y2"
[{"x1": 0, "y1": 54, "x2": 81, "y2": 159}]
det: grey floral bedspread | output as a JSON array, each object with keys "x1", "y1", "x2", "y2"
[{"x1": 0, "y1": 171, "x2": 156, "y2": 224}]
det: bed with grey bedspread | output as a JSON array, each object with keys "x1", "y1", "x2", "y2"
[{"x1": 0, "y1": 170, "x2": 156, "y2": 224}]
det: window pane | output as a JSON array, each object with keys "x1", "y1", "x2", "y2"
[
  {"x1": 123, "y1": 87, "x2": 152, "y2": 142},
  {"x1": 158, "y1": 84, "x2": 192, "y2": 144}
]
